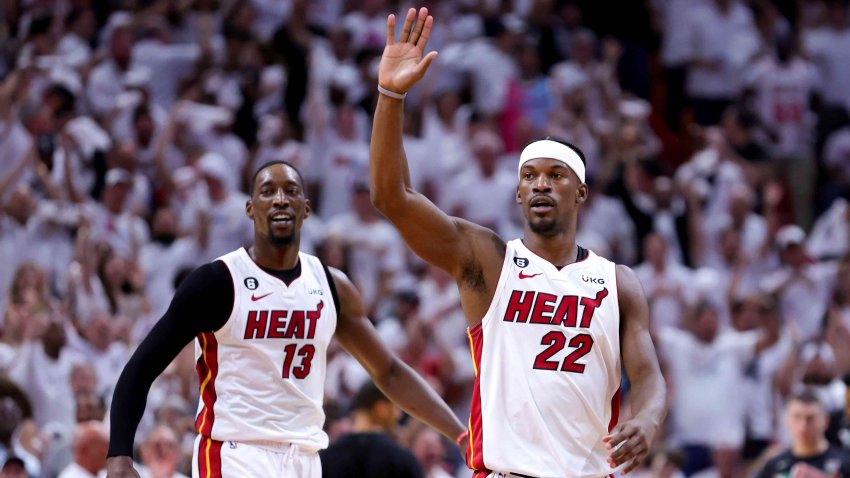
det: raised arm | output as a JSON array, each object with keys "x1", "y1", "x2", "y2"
[
  {"x1": 329, "y1": 267, "x2": 466, "y2": 443},
  {"x1": 370, "y1": 8, "x2": 479, "y2": 277},
  {"x1": 604, "y1": 265, "x2": 667, "y2": 475}
]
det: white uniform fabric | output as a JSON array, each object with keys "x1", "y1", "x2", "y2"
[
  {"x1": 467, "y1": 239, "x2": 621, "y2": 478},
  {"x1": 193, "y1": 248, "x2": 337, "y2": 463},
  {"x1": 191, "y1": 435, "x2": 320, "y2": 478}
]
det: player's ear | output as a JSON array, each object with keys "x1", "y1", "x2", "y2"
[
  {"x1": 516, "y1": 185, "x2": 522, "y2": 204},
  {"x1": 576, "y1": 184, "x2": 588, "y2": 204},
  {"x1": 303, "y1": 199, "x2": 311, "y2": 219},
  {"x1": 246, "y1": 199, "x2": 254, "y2": 219}
]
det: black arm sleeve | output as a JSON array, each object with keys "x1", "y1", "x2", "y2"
[{"x1": 107, "y1": 260, "x2": 234, "y2": 457}]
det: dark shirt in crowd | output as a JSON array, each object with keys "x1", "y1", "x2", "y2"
[
  {"x1": 320, "y1": 432, "x2": 423, "y2": 478},
  {"x1": 757, "y1": 446, "x2": 850, "y2": 478}
]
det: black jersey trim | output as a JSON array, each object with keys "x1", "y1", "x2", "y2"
[
  {"x1": 322, "y1": 263, "x2": 341, "y2": 316},
  {"x1": 576, "y1": 245, "x2": 589, "y2": 262},
  {"x1": 258, "y1": 259, "x2": 302, "y2": 286}
]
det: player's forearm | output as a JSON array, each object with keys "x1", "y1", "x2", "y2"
[
  {"x1": 108, "y1": 350, "x2": 159, "y2": 457},
  {"x1": 369, "y1": 94, "x2": 413, "y2": 215},
  {"x1": 373, "y1": 357, "x2": 465, "y2": 441},
  {"x1": 626, "y1": 367, "x2": 667, "y2": 434}
]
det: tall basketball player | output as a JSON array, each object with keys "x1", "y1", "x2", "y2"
[
  {"x1": 106, "y1": 161, "x2": 465, "y2": 477},
  {"x1": 370, "y1": 8, "x2": 667, "y2": 478}
]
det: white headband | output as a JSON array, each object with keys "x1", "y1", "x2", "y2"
[{"x1": 518, "y1": 140, "x2": 586, "y2": 183}]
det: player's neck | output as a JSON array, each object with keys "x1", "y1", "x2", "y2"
[
  {"x1": 250, "y1": 240, "x2": 300, "y2": 270},
  {"x1": 522, "y1": 228, "x2": 579, "y2": 268},
  {"x1": 792, "y1": 437, "x2": 828, "y2": 458}
]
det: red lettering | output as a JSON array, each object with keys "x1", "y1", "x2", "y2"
[
  {"x1": 579, "y1": 288, "x2": 609, "y2": 328},
  {"x1": 306, "y1": 301, "x2": 324, "y2": 339},
  {"x1": 285, "y1": 311, "x2": 305, "y2": 339},
  {"x1": 504, "y1": 291, "x2": 535, "y2": 323},
  {"x1": 267, "y1": 311, "x2": 288, "y2": 338},
  {"x1": 244, "y1": 310, "x2": 268, "y2": 339},
  {"x1": 530, "y1": 293, "x2": 557, "y2": 324},
  {"x1": 552, "y1": 295, "x2": 578, "y2": 327}
]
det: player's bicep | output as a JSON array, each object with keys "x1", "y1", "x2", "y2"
[
  {"x1": 329, "y1": 268, "x2": 395, "y2": 378},
  {"x1": 616, "y1": 265, "x2": 663, "y2": 381},
  {"x1": 377, "y1": 188, "x2": 476, "y2": 276}
]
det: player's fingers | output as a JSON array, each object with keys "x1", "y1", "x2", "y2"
[
  {"x1": 409, "y1": 7, "x2": 429, "y2": 44},
  {"x1": 414, "y1": 51, "x2": 438, "y2": 78},
  {"x1": 417, "y1": 15, "x2": 434, "y2": 49},
  {"x1": 400, "y1": 8, "x2": 416, "y2": 42},
  {"x1": 607, "y1": 437, "x2": 640, "y2": 465},
  {"x1": 386, "y1": 14, "x2": 395, "y2": 46},
  {"x1": 604, "y1": 425, "x2": 636, "y2": 449},
  {"x1": 622, "y1": 456, "x2": 643, "y2": 475}
]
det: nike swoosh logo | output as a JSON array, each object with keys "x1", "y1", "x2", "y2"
[
  {"x1": 518, "y1": 271, "x2": 542, "y2": 279},
  {"x1": 251, "y1": 292, "x2": 273, "y2": 301}
]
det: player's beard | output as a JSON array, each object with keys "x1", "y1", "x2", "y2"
[
  {"x1": 528, "y1": 217, "x2": 558, "y2": 236},
  {"x1": 268, "y1": 230, "x2": 297, "y2": 245}
]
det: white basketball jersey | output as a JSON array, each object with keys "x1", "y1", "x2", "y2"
[
  {"x1": 466, "y1": 239, "x2": 621, "y2": 478},
  {"x1": 194, "y1": 248, "x2": 337, "y2": 451}
]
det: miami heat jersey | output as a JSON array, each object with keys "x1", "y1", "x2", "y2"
[
  {"x1": 466, "y1": 239, "x2": 621, "y2": 478},
  {"x1": 194, "y1": 248, "x2": 337, "y2": 451}
]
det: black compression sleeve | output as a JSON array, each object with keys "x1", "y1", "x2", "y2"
[{"x1": 107, "y1": 260, "x2": 234, "y2": 457}]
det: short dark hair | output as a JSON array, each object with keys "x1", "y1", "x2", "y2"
[
  {"x1": 790, "y1": 389, "x2": 822, "y2": 407},
  {"x1": 531, "y1": 136, "x2": 588, "y2": 166},
  {"x1": 249, "y1": 160, "x2": 305, "y2": 194},
  {"x1": 352, "y1": 381, "x2": 388, "y2": 412}
]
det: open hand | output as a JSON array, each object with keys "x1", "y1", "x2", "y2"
[{"x1": 379, "y1": 7, "x2": 438, "y2": 95}]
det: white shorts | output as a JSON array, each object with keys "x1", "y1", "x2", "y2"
[{"x1": 191, "y1": 435, "x2": 321, "y2": 478}]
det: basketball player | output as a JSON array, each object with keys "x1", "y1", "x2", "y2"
[
  {"x1": 106, "y1": 161, "x2": 466, "y2": 478},
  {"x1": 370, "y1": 8, "x2": 667, "y2": 477}
]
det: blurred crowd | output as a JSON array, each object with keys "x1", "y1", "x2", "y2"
[{"x1": 0, "y1": 0, "x2": 849, "y2": 477}]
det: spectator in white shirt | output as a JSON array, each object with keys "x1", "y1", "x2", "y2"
[
  {"x1": 761, "y1": 225, "x2": 837, "y2": 340},
  {"x1": 701, "y1": 184, "x2": 769, "y2": 269},
  {"x1": 312, "y1": 103, "x2": 370, "y2": 220},
  {"x1": 183, "y1": 152, "x2": 252, "y2": 262},
  {"x1": 326, "y1": 182, "x2": 407, "y2": 315},
  {"x1": 71, "y1": 311, "x2": 129, "y2": 397},
  {"x1": 85, "y1": 168, "x2": 149, "y2": 259},
  {"x1": 56, "y1": 8, "x2": 96, "y2": 70},
  {"x1": 658, "y1": 300, "x2": 777, "y2": 478},
  {"x1": 732, "y1": 295, "x2": 791, "y2": 462},
  {"x1": 139, "y1": 206, "x2": 201, "y2": 319},
  {"x1": 86, "y1": 20, "x2": 135, "y2": 118},
  {"x1": 57, "y1": 421, "x2": 108, "y2": 478},
  {"x1": 131, "y1": 16, "x2": 208, "y2": 110},
  {"x1": 577, "y1": 184, "x2": 637, "y2": 265},
  {"x1": 635, "y1": 232, "x2": 695, "y2": 329},
  {"x1": 8, "y1": 315, "x2": 80, "y2": 429},
  {"x1": 803, "y1": 0, "x2": 850, "y2": 111},
  {"x1": 808, "y1": 196, "x2": 849, "y2": 261},
  {"x1": 658, "y1": 0, "x2": 706, "y2": 131},
  {"x1": 443, "y1": 129, "x2": 519, "y2": 238},
  {"x1": 684, "y1": 0, "x2": 758, "y2": 125}
]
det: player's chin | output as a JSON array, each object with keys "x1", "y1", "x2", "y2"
[
  {"x1": 268, "y1": 231, "x2": 296, "y2": 245},
  {"x1": 528, "y1": 217, "x2": 558, "y2": 236}
]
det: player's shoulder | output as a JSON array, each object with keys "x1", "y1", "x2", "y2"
[{"x1": 457, "y1": 218, "x2": 506, "y2": 255}]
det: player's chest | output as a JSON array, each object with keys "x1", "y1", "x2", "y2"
[{"x1": 230, "y1": 276, "x2": 336, "y2": 344}]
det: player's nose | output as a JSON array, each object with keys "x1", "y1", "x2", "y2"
[
  {"x1": 532, "y1": 175, "x2": 551, "y2": 192},
  {"x1": 271, "y1": 188, "x2": 288, "y2": 207}
]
